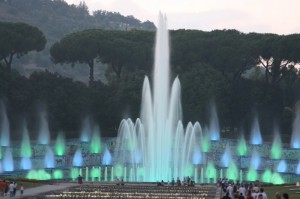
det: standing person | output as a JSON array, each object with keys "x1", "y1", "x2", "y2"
[
  {"x1": 77, "y1": 175, "x2": 83, "y2": 184},
  {"x1": 0, "y1": 180, "x2": 6, "y2": 196},
  {"x1": 13, "y1": 182, "x2": 17, "y2": 196},
  {"x1": 8, "y1": 182, "x2": 14, "y2": 197},
  {"x1": 20, "y1": 184, "x2": 24, "y2": 195},
  {"x1": 259, "y1": 188, "x2": 268, "y2": 199},
  {"x1": 238, "y1": 185, "x2": 246, "y2": 197},
  {"x1": 227, "y1": 184, "x2": 233, "y2": 199},
  {"x1": 282, "y1": 193, "x2": 289, "y2": 199}
]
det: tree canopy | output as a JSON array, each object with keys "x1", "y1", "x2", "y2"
[{"x1": 0, "y1": 22, "x2": 46, "y2": 71}]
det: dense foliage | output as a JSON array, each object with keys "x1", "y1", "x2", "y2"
[{"x1": 2, "y1": 20, "x2": 300, "y2": 143}]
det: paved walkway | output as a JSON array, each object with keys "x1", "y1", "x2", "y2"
[
  {"x1": 0, "y1": 182, "x2": 78, "y2": 198},
  {"x1": 0, "y1": 182, "x2": 220, "y2": 199}
]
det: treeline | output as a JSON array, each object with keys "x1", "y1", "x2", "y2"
[
  {"x1": 0, "y1": 0, "x2": 155, "y2": 81},
  {"x1": 1, "y1": 22, "x2": 300, "y2": 142}
]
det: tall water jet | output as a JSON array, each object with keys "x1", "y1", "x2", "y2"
[
  {"x1": 55, "y1": 131, "x2": 65, "y2": 156},
  {"x1": 80, "y1": 116, "x2": 92, "y2": 142},
  {"x1": 3, "y1": 148, "x2": 13, "y2": 171},
  {"x1": 20, "y1": 120, "x2": 32, "y2": 158},
  {"x1": 90, "y1": 125, "x2": 101, "y2": 154},
  {"x1": 291, "y1": 105, "x2": 300, "y2": 148},
  {"x1": 37, "y1": 109, "x2": 50, "y2": 145},
  {"x1": 250, "y1": 116, "x2": 262, "y2": 145},
  {"x1": 116, "y1": 13, "x2": 205, "y2": 181},
  {"x1": 44, "y1": 147, "x2": 55, "y2": 168},
  {"x1": 271, "y1": 125, "x2": 282, "y2": 159},
  {"x1": 208, "y1": 101, "x2": 220, "y2": 140},
  {"x1": 0, "y1": 101, "x2": 10, "y2": 147}
]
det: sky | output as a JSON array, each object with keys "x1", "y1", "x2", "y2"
[{"x1": 65, "y1": 0, "x2": 300, "y2": 35}]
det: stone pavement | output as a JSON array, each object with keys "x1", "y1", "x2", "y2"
[{"x1": 0, "y1": 182, "x2": 78, "y2": 198}]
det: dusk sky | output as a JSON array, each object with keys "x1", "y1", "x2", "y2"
[{"x1": 65, "y1": 0, "x2": 300, "y2": 35}]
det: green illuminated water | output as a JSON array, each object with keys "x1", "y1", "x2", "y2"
[
  {"x1": 55, "y1": 132, "x2": 65, "y2": 156},
  {"x1": 115, "y1": 164, "x2": 123, "y2": 177},
  {"x1": 91, "y1": 167, "x2": 100, "y2": 181},
  {"x1": 85, "y1": 167, "x2": 89, "y2": 181},
  {"x1": 202, "y1": 127, "x2": 211, "y2": 152},
  {"x1": 20, "y1": 129, "x2": 32, "y2": 157},
  {"x1": 272, "y1": 172, "x2": 285, "y2": 184},
  {"x1": 53, "y1": 170, "x2": 63, "y2": 179},
  {"x1": 261, "y1": 169, "x2": 272, "y2": 183},
  {"x1": 0, "y1": 147, "x2": 2, "y2": 159},
  {"x1": 205, "y1": 161, "x2": 216, "y2": 180},
  {"x1": 237, "y1": 135, "x2": 247, "y2": 156},
  {"x1": 271, "y1": 134, "x2": 282, "y2": 159},
  {"x1": 90, "y1": 126, "x2": 101, "y2": 153},
  {"x1": 246, "y1": 166, "x2": 258, "y2": 181},
  {"x1": 70, "y1": 168, "x2": 80, "y2": 181},
  {"x1": 226, "y1": 161, "x2": 238, "y2": 181},
  {"x1": 184, "y1": 164, "x2": 193, "y2": 177},
  {"x1": 27, "y1": 169, "x2": 51, "y2": 180}
]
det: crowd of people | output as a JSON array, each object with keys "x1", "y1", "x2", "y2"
[
  {"x1": 0, "y1": 180, "x2": 24, "y2": 197},
  {"x1": 219, "y1": 178, "x2": 289, "y2": 199}
]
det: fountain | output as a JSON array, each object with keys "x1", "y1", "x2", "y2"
[
  {"x1": 115, "y1": 13, "x2": 204, "y2": 182},
  {"x1": 0, "y1": 101, "x2": 10, "y2": 147},
  {"x1": 44, "y1": 147, "x2": 55, "y2": 168},
  {"x1": 271, "y1": 125, "x2": 282, "y2": 159},
  {"x1": 37, "y1": 109, "x2": 50, "y2": 145},
  {"x1": 208, "y1": 101, "x2": 220, "y2": 141},
  {"x1": 221, "y1": 144, "x2": 232, "y2": 167},
  {"x1": 72, "y1": 149, "x2": 83, "y2": 167},
  {"x1": 3, "y1": 148, "x2": 13, "y2": 171},
  {"x1": 90, "y1": 125, "x2": 101, "y2": 153},
  {"x1": 55, "y1": 131, "x2": 65, "y2": 156},
  {"x1": 80, "y1": 116, "x2": 92, "y2": 142},
  {"x1": 250, "y1": 116, "x2": 263, "y2": 145},
  {"x1": 102, "y1": 148, "x2": 112, "y2": 165},
  {"x1": 291, "y1": 105, "x2": 300, "y2": 148},
  {"x1": 20, "y1": 120, "x2": 32, "y2": 158}
]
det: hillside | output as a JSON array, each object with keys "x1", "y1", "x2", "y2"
[{"x1": 0, "y1": 0, "x2": 156, "y2": 83}]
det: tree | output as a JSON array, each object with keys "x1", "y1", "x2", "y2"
[
  {"x1": 0, "y1": 22, "x2": 46, "y2": 71},
  {"x1": 254, "y1": 33, "x2": 300, "y2": 84},
  {"x1": 50, "y1": 29, "x2": 104, "y2": 86}
]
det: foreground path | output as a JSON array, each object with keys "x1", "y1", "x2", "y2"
[
  {"x1": 0, "y1": 182, "x2": 220, "y2": 199},
  {"x1": 0, "y1": 182, "x2": 78, "y2": 199}
]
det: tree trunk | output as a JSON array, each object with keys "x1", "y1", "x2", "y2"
[{"x1": 88, "y1": 59, "x2": 94, "y2": 87}]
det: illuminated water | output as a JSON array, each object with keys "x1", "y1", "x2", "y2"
[
  {"x1": 55, "y1": 131, "x2": 65, "y2": 156},
  {"x1": 3, "y1": 148, "x2": 13, "y2": 171},
  {"x1": 237, "y1": 133, "x2": 247, "y2": 156},
  {"x1": 20, "y1": 120, "x2": 32, "y2": 158},
  {"x1": 250, "y1": 116, "x2": 262, "y2": 145},
  {"x1": 0, "y1": 101, "x2": 10, "y2": 147},
  {"x1": 38, "y1": 109, "x2": 50, "y2": 145},
  {"x1": 80, "y1": 117, "x2": 92, "y2": 142},
  {"x1": 72, "y1": 149, "x2": 83, "y2": 167},
  {"x1": 102, "y1": 148, "x2": 112, "y2": 165},
  {"x1": 21, "y1": 156, "x2": 32, "y2": 170},
  {"x1": 291, "y1": 106, "x2": 300, "y2": 148},
  {"x1": 115, "y1": 13, "x2": 203, "y2": 181},
  {"x1": 209, "y1": 102, "x2": 220, "y2": 140},
  {"x1": 44, "y1": 147, "x2": 55, "y2": 168},
  {"x1": 90, "y1": 125, "x2": 101, "y2": 153},
  {"x1": 271, "y1": 126, "x2": 282, "y2": 159}
]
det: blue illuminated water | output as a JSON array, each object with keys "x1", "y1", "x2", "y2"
[
  {"x1": 73, "y1": 149, "x2": 83, "y2": 167},
  {"x1": 102, "y1": 148, "x2": 112, "y2": 165},
  {"x1": 44, "y1": 147, "x2": 55, "y2": 168},
  {"x1": 3, "y1": 148, "x2": 13, "y2": 171},
  {"x1": 21, "y1": 157, "x2": 32, "y2": 170}
]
